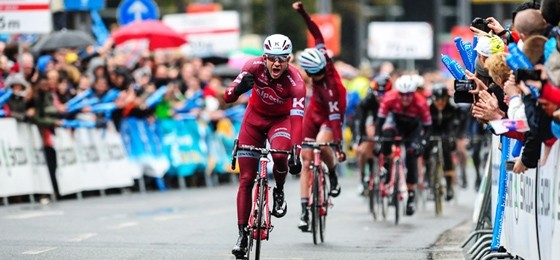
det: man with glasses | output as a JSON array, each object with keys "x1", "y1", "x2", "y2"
[
  {"x1": 224, "y1": 33, "x2": 306, "y2": 259},
  {"x1": 373, "y1": 74, "x2": 432, "y2": 216},
  {"x1": 292, "y1": 1, "x2": 347, "y2": 232}
]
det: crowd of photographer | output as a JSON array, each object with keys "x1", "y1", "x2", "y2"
[{"x1": 459, "y1": 2, "x2": 560, "y2": 173}]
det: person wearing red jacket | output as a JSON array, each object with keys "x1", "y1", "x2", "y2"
[
  {"x1": 292, "y1": 1, "x2": 347, "y2": 232},
  {"x1": 224, "y1": 34, "x2": 306, "y2": 258}
]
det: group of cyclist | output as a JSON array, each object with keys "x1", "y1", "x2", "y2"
[{"x1": 227, "y1": 1, "x2": 481, "y2": 258}]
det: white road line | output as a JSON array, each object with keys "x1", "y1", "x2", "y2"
[
  {"x1": 22, "y1": 247, "x2": 57, "y2": 255},
  {"x1": 5, "y1": 211, "x2": 64, "y2": 219},
  {"x1": 109, "y1": 222, "x2": 138, "y2": 229},
  {"x1": 67, "y1": 233, "x2": 98, "y2": 242}
]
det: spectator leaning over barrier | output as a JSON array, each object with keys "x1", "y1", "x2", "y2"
[
  {"x1": 4, "y1": 73, "x2": 33, "y2": 122},
  {"x1": 467, "y1": 35, "x2": 509, "y2": 125},
  {"x1": 33, "y1": 76, "x2": 62, "y2": 198}
]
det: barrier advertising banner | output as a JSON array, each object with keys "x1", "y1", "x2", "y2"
[
  {"x1": 0, "y1": 118, "x2": 34, "y2": 197},
  {"x1": 53, "y1": 127, "x2": 83, "y2": 195},
  {"x1": 537, "y1": 142, "x2": 558, "y2": 260},
  {"x1": 18, "y1": 123, "x2": 52, "y2": 194},
  {"x1": 94, "y1": 125, "x2": 135, "y2": 188}
]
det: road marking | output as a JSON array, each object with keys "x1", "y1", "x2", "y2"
[
  {"x1": 22, "y1": 247, "x2": 57, "y2": 255},
  {"x1": 67, "y1": 233, "x2": 97, "y2": 242},
  {"x1": 109, "y1": 222, "x2": 138, "y2": 229},
  {"x1": 154, "y1": 214, "x2": 187, "y2": 221},
  {"x1": 5, "y1": 211, "x2": 64, "y2": 219}
]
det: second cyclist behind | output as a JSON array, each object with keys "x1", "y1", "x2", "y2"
[
  {"x1": 293, "y1": 1, "x2": 347, "y2": 232},
  {"x1": 373, "y1": 75, "x2": 432, "y2": 216}
]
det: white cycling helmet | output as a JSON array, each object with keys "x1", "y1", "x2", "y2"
[
  {"x1": 297, "y1": 48, "x2": 326, "y2": 74},
  {"x1": 411, "y1": 74, "x2": 425, "y2": 88},
  {"x1": 395, "y1": 75, "x2": 418, "y2": 93},
  {"x1": 263, "y1": 34, "x2": 292, "y2": 56}
]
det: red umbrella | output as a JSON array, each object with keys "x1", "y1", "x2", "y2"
[{"x1": 111, "y1": 20, "x2": 187, "y2": 50}]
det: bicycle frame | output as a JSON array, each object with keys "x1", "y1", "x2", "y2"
[
  {"x1": 301, "y1": 141, "x2": 336, "y2": 244},
  {"x1": 231, "y1": 140, "x2": 291, "y2": 260}
]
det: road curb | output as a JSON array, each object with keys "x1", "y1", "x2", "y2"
[{"x1": 429, "y1": 218, "x2": 472, "y2": 260}]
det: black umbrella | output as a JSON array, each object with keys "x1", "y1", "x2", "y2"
[{"x1": 32, "y1": 29, "x2": 96, "y2": 53}]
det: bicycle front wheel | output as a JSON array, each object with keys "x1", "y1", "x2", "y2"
[
  {"x1": 393, "y1": 159, "x2": 400, "y2": 225},
  {"x1": 254, "y1": 182, "x2": 266, "y2": 259},
  {"x1": 433, "y1": 158, "x2": 443, "y2": 216},
  {"x1": 311, "y1": 167, "x2": 320, "y2": 245},
  {"x1": 320, "y1": 170, "x2": 328, "y2": 243}
]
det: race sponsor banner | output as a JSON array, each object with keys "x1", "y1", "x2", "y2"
[
  {"x1": 74, "y1": 128, "x2": 107, "y2": 191},
  {"x1": 160, "y1": 117, "x2": 207, "y2": 177},
  {"x1": 92, "y1": 124, "x2": 135, "y2": 189},
  {"x1": 53, "y1": 127, "x2": 83, "y2": 195},
  {"x1": 501, "y1": 167, "x2": 539, "y2": 260},
  {"x1": 18, "y1": 123, "x2": 52, "y2": 194},
  {"x1": 552, "y1": 155, "x2": 560, "y2": 260},
  {"x1": 537, "y1": 142, "x2": 559, "y2": 260},
  {"x1": 0, "y1": 118, "x2": 34, "y2": 197},
  {"x1": 120, "y1": 117, "x2": 169, "y2": 178}
]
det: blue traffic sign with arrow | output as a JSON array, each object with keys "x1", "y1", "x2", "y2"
[{"x1": 117, "y1": 0, "x2": 160, "y2": 25}]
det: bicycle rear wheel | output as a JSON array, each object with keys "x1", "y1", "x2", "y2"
[
  {"x1": 369, "y1": 158, "x2": 381, "y2": 221},
  {"x1": 433, "y1": 159, "x2": 443, "y2": 216},
  {"x1": 311, "y1": 168, "x2": 320, "y2": 245},
  {"x1": 320, "y1": 170, "x2": 328, "y2": 243},
  {"x1": 254, "y1": 182, "x2": 266, "y2": 259},
  {"x1": 393, "y1": 159, "x2": 400, "y2": 225}
]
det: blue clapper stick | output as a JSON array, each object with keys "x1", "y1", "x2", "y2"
[
  {"x1": 441, "y1": 54, "x2": 466, "y2": 80},
  {"x1": 455, "y1": 37, "x2": 473, "y2": 73},
  {"x1": 0, "y1": 89, "x2": 13, "y2": 107}
]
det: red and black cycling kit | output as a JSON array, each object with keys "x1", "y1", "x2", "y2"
[
  {"x1": 375, "y1": 90, "x2": 432, "y2": 185},
  {"x1": 298, "y1": 9, "x2": 346, "y2": 143},
  {"x1": 224, "y1": 57, "x2": 306, "y2": 225}
]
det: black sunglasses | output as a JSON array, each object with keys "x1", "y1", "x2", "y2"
[{"x1": 265, "y1": 55, "x2": 289, "y2": 63}]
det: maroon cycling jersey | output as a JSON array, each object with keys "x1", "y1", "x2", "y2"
[
  {"x1": 306, "y1": 57, "x2": 346, "y2": 142},
  {"x1": 377, "y1": 90, "x2": 432, "y2": 126},
  {"x1": 300, "y1": 7, "x2": 347, "y2": 143},
  {"x1": 224, "y1": 56, "x2": 307, "y2": 147}
]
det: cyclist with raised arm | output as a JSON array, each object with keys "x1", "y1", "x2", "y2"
[
  {"x1": 356, "y1": 74, "x2": 392, "y2": 195},
  {"x1": 224, "y1": 34, "x2": 306, "y2": 258},
  {"x1": 425, "y1": 84, "x2": 464, "y2": 201},
  {"x1": 373, "y1": 75, "x2": 432, "y2": 216},
  {"x1": 292, "y1": 1, "x2": 347, "y2": 232}
]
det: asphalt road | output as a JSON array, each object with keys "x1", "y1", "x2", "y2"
[{"x1": 0, "y1": 169, "x2": 477, "y2": 260}]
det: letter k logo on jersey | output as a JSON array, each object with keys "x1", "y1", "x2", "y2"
[
  {"x1": 328, "y1": 101, "x2": 339, "y2": 112},
  {"x1": 293, "y1": 97, "x2": 305, "y2": 109}
]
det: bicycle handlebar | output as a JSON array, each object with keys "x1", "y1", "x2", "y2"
[
  {"x1": 237, "y1": 145, "x2": 291, "y2": 155},
  {"x1": 301, "y1": 141, "x2": 339, "y2": 149},
  {"x1": 231, "y1": 139, "x2": 292, "y2": 171}
]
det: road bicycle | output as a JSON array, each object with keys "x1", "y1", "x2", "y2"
[
  {"x1": 301, "y1": 141, "x2": 338, "y2": 244},
  {"x1": 360, "y1": 137, "x2": 386, "y2": 221},
  {"x1": 231, "y1": 139, "x2": 293, "y2": 260},
  {"x1": 373, "y1": 136, "x2": 408, "y2": 225},
  {"x1": 426, "y1": 135, "x2": 448, "y2": 216}
]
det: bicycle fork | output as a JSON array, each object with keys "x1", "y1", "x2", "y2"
[
  {"x1": 250, "y1": 156, "x2": 273, "y2": 240},
  {"x1": 309, "y1": 147, "x2": 328, "y2": 216}
]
